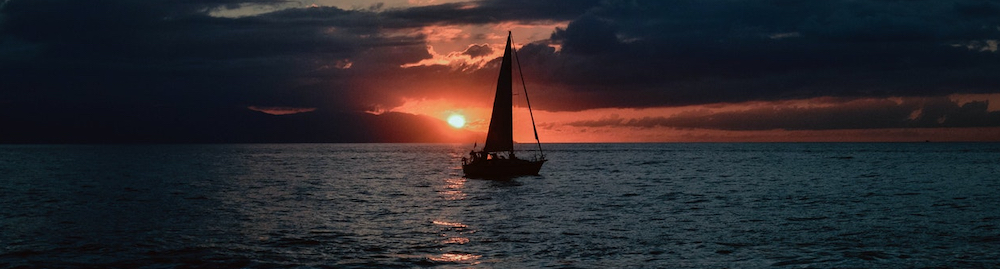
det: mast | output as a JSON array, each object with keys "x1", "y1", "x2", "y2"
[
  {"x1": 482, "y1": 32, "x2": 514, "y2": 153},
  {"x1": 513, "y1": 43, "x2": 544, "y2": 158}
]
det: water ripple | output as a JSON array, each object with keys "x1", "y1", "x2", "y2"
[{"x1": 1, "y1": 143, "x2": 999, "y2": 267}]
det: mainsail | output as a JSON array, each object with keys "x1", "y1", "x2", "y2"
[{"x1": 482, "y1": 33, "x2": 514, "y2": 152}]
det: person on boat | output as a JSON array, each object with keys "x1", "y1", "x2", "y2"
[{"x1": 470, "y1": 151, "x2": 486, "y2": 162}]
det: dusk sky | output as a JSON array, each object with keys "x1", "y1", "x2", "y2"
[{"x1": 2, "y1": 0, "x2": 1000, "y2": 142}]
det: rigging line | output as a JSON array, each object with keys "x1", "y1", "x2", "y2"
[{"x1": 511, "y1": 34, "x2": 544, "y2": 158}]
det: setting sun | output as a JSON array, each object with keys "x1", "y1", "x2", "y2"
[{"x1": 447, "y1": 114, "x2": 466, "y2": 128}]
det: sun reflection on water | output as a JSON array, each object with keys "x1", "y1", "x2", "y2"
[
  {"x1": 440, "y1": 177, "x2": 467, "y2": 200},
  {"x1": 443, "y1": 237, "x2": 470, "y2": 244},
  {"x1": 428, "y1": 175, "x2": 483, "y2": 265},
  {"x1": 431, "y1": 220, "x2": 474, "y2": 261},
  {"x1": 432, "y1": 220, "x2": 468, "y2": 228},
  {"x1": 428, "y1": 253, "x2": 482, "y2": 264}
]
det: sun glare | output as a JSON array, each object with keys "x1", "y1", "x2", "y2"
[{"x1": 447, "y1": 114, "x2": 466, "y2": 128}]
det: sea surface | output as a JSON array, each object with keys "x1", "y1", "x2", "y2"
[{"x1": 1, "y1": 143, "x2": 999, "y2": 268}]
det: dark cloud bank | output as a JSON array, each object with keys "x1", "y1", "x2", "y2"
[
  {"x1": 1, "y1": 0, "x2": 999, "y2": 142},
  {"x1": 520, "y1": 0, "x2": 1000, "y2": 110}
]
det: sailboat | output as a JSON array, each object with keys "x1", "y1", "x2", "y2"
[{"x1": 462, "y1": 32, "x2": 546, "y2": 178}]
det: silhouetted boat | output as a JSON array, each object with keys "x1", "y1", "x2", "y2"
[{"x1": 462, "y1": 32, "x2": 546, "y2": 178}]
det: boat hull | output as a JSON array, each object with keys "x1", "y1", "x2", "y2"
[{"x1": 462, "y1": 158, "x2": 545, "y2": 178}]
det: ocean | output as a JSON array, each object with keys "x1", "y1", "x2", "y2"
[{"x1": 1, "y1": 143, "x2": 998, "y2": 268}]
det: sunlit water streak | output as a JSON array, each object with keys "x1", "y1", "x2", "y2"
[{"x1": 1, "y1": 143, "x2": 999, "y2": 268}]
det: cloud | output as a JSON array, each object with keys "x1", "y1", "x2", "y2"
[
  {"x1": 0, "y1": 0, "x2": 451, "y2": 115},
  {"x1": 565, "y1": 97, "x2": 1000, "y2": 131},
  {"x1": 2, "y1": 0, "x2": 1000, "y2": 142},
  {"x1": 399, "y1": 42, "x2": 509, "y2": 72},
  {"x1": 521, "y1": 0, "x2": 1000, "y2": 111},
  {"x1": 462, "y1": 44, "x2": 493, "y2": 58},
  {"x1": 0, "y1": 0, "x2": 428, "y2": 142},
  {"x1": 380, "y1": 0, "x2": 600, "y2": 26},
  {"x1": 247, "y1": 106, "x2": 317, "y2": 115}
]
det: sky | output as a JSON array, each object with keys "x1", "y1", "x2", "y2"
[{"x1": 2, "y1": 0, "x2": 1000, "y2": 143}]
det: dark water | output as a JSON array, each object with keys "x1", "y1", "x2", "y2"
[{"x1": 2, "y1": 143, "x2": 999, "y2": 268}]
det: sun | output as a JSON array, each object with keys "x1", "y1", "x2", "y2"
[{"x1": 447, "y1": 114, "x2": 466, "y2": 128}]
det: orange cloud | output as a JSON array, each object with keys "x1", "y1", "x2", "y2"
[
  {"x1": 400, "y1": 44, "x2": 503, "y2": 70},
  {"x1": 399, "y1": 22, "x2": 567, "y2": 69},
  {"x1": 950, "y1": 93, "x2": 1000, "y2": 112},
  {"x1": 518, "y1": 95, "x2": 1000, "y2": 142}
]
